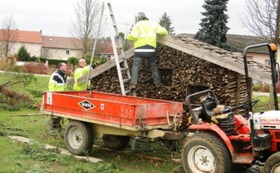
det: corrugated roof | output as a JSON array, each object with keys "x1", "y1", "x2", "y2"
[{"x1": 0, "y1": 29, "x2": 42, "y2": 44}]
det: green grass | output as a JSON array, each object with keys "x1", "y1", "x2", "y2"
[
  {"x1": 252, "y1": 95, "x2": 279, "y2": 113},
  {"x1": 0, "y1": 113, "x2": 180, "y2": 172}
]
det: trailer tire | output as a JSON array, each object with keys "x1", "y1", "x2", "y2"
[
  {"x1": 64, "y1": 121, "x2": 93, "y2": 155},
  {"x1": 262, "y1": 152, "x2": 280, "y2": 173},
  {"x1": 102, "y1": 135, "x2": 130, "y2": 150},
  {"x1": 182, "y1": 132, "x2": 231, "y2": 173}
]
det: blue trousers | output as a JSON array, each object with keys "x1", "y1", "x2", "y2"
[{"x1": 130, "y1": 56, "x2": 161, "y2": 85}]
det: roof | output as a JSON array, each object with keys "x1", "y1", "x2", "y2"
[
  {"x1": 0, "y1": 29, "x2": 42, "y2": 44},
  {"x1": 42, "y1": 36, "x2": 115, "y2": 54},
  {"x1": 42, "y1": 36, "x2": 82, "y2": 50},
  {"x1": 186, "y1": 33, "x2": 269, "y2": 53},
  {"x1": 226, "y1": 34, "x2": 268, "y2": 53}
]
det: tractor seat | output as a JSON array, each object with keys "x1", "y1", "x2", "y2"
[{"x1": 201, "y1": 97, "x2": 217, "y2": 119}]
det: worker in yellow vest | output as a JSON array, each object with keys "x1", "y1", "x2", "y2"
[
  {"x1": 48, "y1": 62, "x2": 68, "y2": 129},
  {"x1": 73, "y1": 59, "x2": 95, "y2": 91},
  {"x1": 126, "y1": 12, "x2": 168, "y2": 90},
  {"x1": 48, "y1": 62, "x2": 68, "y2": 91}
]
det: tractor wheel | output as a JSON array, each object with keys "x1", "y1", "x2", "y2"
[
  {"x1": 102, "y1": 135, "x2": 130, "y2": 150},
  {"x1": 64, "y1": 121, "x2": 94, "y2": 155},
  {"x1": 182, "y1": 132, "x2": 231, "y2": 173},
  {"x1": 262, "y1": 152, "x2": 280, "y2": 173}
]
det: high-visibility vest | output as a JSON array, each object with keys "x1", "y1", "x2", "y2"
[
  {"x1": 126, "y1": 20, "x2": 168, "y2": 48},
  {"x1": 73, "y1": 66, "x2": 91, "y2": 91},
  {"x1": 48, "y1": 70, "x2": 67, "y2": 91}
]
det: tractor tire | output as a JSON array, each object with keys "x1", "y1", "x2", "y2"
[
  {"x1": 64, "y1": 121, "x2": 94, "y2": 155},
  {"x1": 262, "y1": 152, "x2": 280, "y2": 173},
  {"x1": 102, "y1": 135, "x2": 130, "y2": 150},
  {"x1": 182, "y1": 132, "x2": 231, "y2": 173}
]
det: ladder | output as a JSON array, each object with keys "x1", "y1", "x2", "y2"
[{"x1": 103, "y1": 1, "x2": 132, "y2": 95}]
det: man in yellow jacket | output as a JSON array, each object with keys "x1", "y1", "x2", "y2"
[
  {"x1": 126, "y1": 12, "x2": 168, "y2": 90},
  {"x1": 48, "y1": 62, "x2": 68, "y2": 129},
  {"x1": 48, "y1": 62, "x2": 68, "y2": 91},
  {"x1": 73, "y1": 59, "x2": 95, "y2": 91}
]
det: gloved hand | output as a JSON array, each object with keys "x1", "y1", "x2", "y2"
[{"x1": 91, "y1": 64, "x2": 96, "y2": 69}]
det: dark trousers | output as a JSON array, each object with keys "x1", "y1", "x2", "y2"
[{"x1": 130, "y1": 56, "x2": 161, "y2": 85}]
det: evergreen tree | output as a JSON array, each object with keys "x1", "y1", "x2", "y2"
[
  {"x1": 159, "y1": 12, "x2": 175, "y2": 35},
  {"x1": 194, "y1": 0, "x2": 229, "y2": 50},
  {"x1": 17, "y1": 45, "x2": 31, "y2": 61}
]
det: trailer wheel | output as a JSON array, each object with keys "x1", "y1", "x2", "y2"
[
  {"x1": 182, "y1": 132, "x2": 231, "y2": 173},
  {"x1": 102, "y1": 135, "x2": 130, "y2": 150},
  {"x1": 262, "y1": 152, "x2": 280, "y2": 173},
  {"x1": 64, "y1": 121, "x2": 93, "y2": 155}
]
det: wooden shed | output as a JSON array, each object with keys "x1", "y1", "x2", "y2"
[{"x1": 79, "y1": 34, "x2": 272, "y2": 116}]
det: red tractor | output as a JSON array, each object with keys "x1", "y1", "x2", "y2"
[{"x1": 181, "y1": 43, "x2": 280, "y2": 173}]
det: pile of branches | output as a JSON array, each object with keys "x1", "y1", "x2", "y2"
[{"x1": 0, "y1": 81, "x2": 34, "y2": 110}]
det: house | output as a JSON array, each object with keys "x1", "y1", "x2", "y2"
[
  {"x1": 226, "y1": 34, "x2": 270, "y2": 66},
  {"x1": 0, "y1": 29, "x2": 116, "y2": 60},
  {"x1": 42, "y1": 36, "x2": 83, "y2": 60},
  {"x1": 0, "y1": 29, "x2": 42, "y2": 57}
]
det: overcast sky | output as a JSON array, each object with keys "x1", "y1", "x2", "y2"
[{"x1": 0, "y1": 0, "x2": 249, "y2": 37}]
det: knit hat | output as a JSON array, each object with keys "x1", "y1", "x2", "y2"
[{"x1": 135, "y1": 12, "x2": 146, "y2": 22}]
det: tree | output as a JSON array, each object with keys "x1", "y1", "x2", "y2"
[
  {"x1": 244, "y1": 0, "x2": 278, "y2": 42},
  {"x1": 159, "y1": 12, "x2": 175, "y2": 35},
  {"x1": 68, "y1": 56, "x2": 79, "y2": 70},
  {"x1": 0, "y1": 16, "x2": 17, "y2": 57},
  {"x1": 194, "y1": 0, "x2": 229, "y2": 49},
  {"x1": 71, "y1": 0, "x2": 104, "y2": 58},
  {"x1": 17, "y1": 45, "x2": 31, "y2": 62}
]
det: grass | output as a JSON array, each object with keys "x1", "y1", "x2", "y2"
[
  {"x1": 0, "y1": 113, "x2": 180, "y2": 173},
  {"x1": 252, "y1": 95, "x2": 280, "y2": 113}
]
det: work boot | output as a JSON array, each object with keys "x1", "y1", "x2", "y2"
[{"x1": 129, "y1": 84, "x2": 136, "y2": 90}]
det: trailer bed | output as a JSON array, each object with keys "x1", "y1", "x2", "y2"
[{"x1": 42, "y1": 91, "x2": 183, "y2": 131}]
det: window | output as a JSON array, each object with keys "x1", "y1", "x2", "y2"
[
  {"x1": 265, "y1": 59, "x2": 271, "y2": 66},
  {"x1": 159, "y1": 68, "x2": 173, "y2": 86},
  {"x1": 66, "y1": 49, "x2": 70, "y2": 55}
]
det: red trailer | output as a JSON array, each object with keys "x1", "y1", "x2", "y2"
[{"x1": 42, "y1": 90, "x2": 183, "y2": 155}]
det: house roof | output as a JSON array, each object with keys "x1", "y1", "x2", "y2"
[
  {"x1": 186, "y1": 33, "x2": 269, "y2": 53},
  {"x1": 226, "y1": 34, "x2": 268, "y2": 53},
  {"x1": 0, "y1": 29, "x2": 42, "y2": 44},
  {"x1": 42, "y1": 36, "x2": 82, "y2": 50},
  {"x1": 42, "y1": 36, "x2": 116, "y2": 54}
]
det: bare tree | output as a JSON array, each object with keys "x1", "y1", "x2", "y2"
[
  {"x1": 71, "y1": 0, "x2": 105, "y2": 58},
  {"x1": 244, "y1": 0, "x2": 277, "y2": 42},
  {"x1": 0, "y1": 16, "x2": 17, "y2": 58}
]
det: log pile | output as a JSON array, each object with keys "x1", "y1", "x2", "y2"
[{"x1": 91, "y1": 36, "x2": 251, "y2": 123}]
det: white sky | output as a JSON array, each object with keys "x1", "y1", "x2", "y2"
[{"x1": 0, "y1": 0, "x2": 249, "y2": 37}]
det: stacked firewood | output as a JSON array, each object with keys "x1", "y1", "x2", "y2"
[{"x1": 91, "y1": 42, "x2": 249, "y2": 123}]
